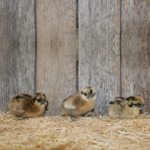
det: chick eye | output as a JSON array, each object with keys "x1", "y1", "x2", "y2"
[
  {"x1": 93, "y1": 93, "x2": 95, "y2": 96},
  {"x1": 37, "y1": 99, "x2": 41, "y2": 102},
  {"x1": 84, "y1": 93, "x2": 87, "y2": 96},
  {"x1": 136, "y1": 103, "x2": 141, "y2": 106},
  {"x1": 128, "y1": 104, "x2": 132, "y2": 107},
  {"x1": 33, "y1": 98, "x2": 36, "y2": 102},
  {"x1": 110, "y1": 102, "x2": 114, "y2": 104}
]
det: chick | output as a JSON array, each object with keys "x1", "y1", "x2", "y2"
[
  {"x1": 107, "y1": 97, "x2": 124, "y2": 118},
  {"x1": 120, "y1": 96, "x2": 145, "y2": 119},
  {"x1": 8, "y1": 93, "x2": 48, "y2": 118},
  {"x1": 61, "y1": 86, "x2": 97, "y2": 120}
]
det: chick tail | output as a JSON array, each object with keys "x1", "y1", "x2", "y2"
[
  {"x1": 3, "y1": 108, "x2": 9, "y2": 113},
  {"x1": 14, "y1": 94, "x2": 31, "y2": 99}
]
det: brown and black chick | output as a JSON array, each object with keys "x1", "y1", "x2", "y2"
[
  {"x1": 61, "y1": 86, "x2": 97, "y2": 121},
  {"x1": 120, "y1": 96, "x2": 145, "y2": 119},
  {"x1": 107, "y1": 96, "x2": 145, "y2": 119},
  {"x1": 107, "y1": 97, "x2": 124, "y2": 118},
  {"x1": 8, "y1": 93, "x2": 48, "y2": 118}
]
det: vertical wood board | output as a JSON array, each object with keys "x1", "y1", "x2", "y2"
[
  {"x1": 79, "y1": 0, "x2": 121, "y2": 114},
  {"x1": 121, "y1": 0, "x2": 150, "y2": 112},
  {"x1": 0, "y1": 0, "x2": 35, "y2": 110},
  {"x1": 36, "y1": 0, "x2": 77, "y2": 115}
]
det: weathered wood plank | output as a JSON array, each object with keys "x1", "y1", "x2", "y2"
[
  {"x1": 121, "y1": 0, "x2": 150, "y2": 112},
  {"x1": 0, "y1": 0, "x2": 35, "y2": 111},
  {"x1": 79, "y1": 0, "x2": 120, "y2": 114},
  {"x1": 36, "y1": 0, "x2": 77, "y2": 115}
]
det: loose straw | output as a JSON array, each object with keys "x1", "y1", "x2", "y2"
[{"x1": 0, "y1": 111, "x2": 150, "y2": 150}]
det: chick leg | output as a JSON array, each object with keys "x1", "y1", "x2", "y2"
[
  {"x1": 84, "y1": 108, "x2": 98, "y2": 117},
  {"x1": 62, "y1": 116, "x2": 73, "y2": 121},
  {"x1": 85, "y1": 111, "x2": 92, "y2": 117},
  {"x1": 93, "y1": 108, "x2": 98, "y2": 116},
  {"x1": 62, "y1": 115, "x2": 79, "y2": 121},
  {"x1": 71, "y1": 117, "x2": 79, "y2": 121},
  {"x1": 15, "y1": 115, "x2": 25, "y2": 120}
]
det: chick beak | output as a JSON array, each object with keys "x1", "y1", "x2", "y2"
[
  {"x1": 42, "y1": 98, "x2": 47, "y2": 105},
  {"x1": 88, "y1": 91, "x2": 92, "y2": 99},
  {"x1": 140, "y1": 104, "x2": 146, "y2": 108},
  {"x1": 140, "y1": 105, "x2": 146, "y2": 112}
]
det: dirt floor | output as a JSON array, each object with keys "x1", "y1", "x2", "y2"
[{"x1": 0, "y1": 111, "x2": 150, "y2": 150}]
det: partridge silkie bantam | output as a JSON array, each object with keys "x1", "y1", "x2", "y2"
[
  {"x1": 8, "y1": 93, "x2": 48, "y2": 118},
  {"x1": 61, "y1": 86, "x2": 97, "y2": 120},
  {"x1": 107, "y1": 96, "x2": 145, "y2": 119}
]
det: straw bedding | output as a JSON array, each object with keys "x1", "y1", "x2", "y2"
[{"x1": 0, "y1": 111, "x2": 150, "y2": 150}]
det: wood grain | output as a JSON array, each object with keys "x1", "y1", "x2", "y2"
[
  {"x1": 0, "y1": 0, "x2": 35, "y2": 110},
  {"x1": 36, "y1": 0, "x2": 77, "y2": 115},
  {"x1": 79, "y1": 0, "x2": 121, "y2": 114},
  {"x1": 121, "y1": 0, "x2": 150, "y2": 112}
]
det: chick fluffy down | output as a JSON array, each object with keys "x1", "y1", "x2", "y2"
[
  {"x1": 61, "y1": 86, "x2": 97, "y2": 118},
  {"x1": 107, "y1": 96, "x2": 145, "y2": 119}
]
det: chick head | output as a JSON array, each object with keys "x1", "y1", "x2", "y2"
[
  {"x1": 124, "y1": 96, "x2": 145, "y2": 112},
  {"x1": 80, "y1": 86, "x2": 96, "y2": 102},
  {"x1": 33, "y1": 93, "x2": 47, "y2": 106}
]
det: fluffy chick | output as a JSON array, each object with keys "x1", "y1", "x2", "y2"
[
  {"x1": 107, "y1": 97, "x2": 124, "y2": 118},
  {"x1": 8, "y1": 93, "x2": 48, "y2": 118},
  {"x1": 107, "y1": 96, "x2": 145, "y2": 119},
  {"x1": 120, "y1": 96, "x2": 145, "y2": 119},
  {"x1": 61, "y1": 86, "x2": 97, "y2": 120}
]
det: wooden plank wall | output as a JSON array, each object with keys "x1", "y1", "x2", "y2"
[
  {"x1": 79, "y1": 0, "x2": 121, "y2": 114},
  {"x1": 0, "y1": 0, "x2": 150, "y2": 114},
  {"x1": 36, "y1": 0, "x2": 77, "y2": 115},
  {"x1": 121, "y1": 0, "x2": 150, "y2": 112},
  {"x1": 79, "y1": 0, "x2": 150, "y2": 113},
  {"x1": 0, "y1": 0, "x2": 35, "y2": 111}
]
